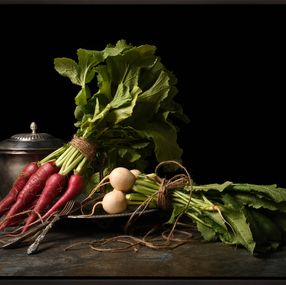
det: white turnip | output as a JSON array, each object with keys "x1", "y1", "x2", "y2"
[
  {"x1": 130, "y1": 169, "x2": 141, "y2": 178},
  {"x1": 109, "y1": 167, "x2": 136, "y2": 192},
  {"x1": 101, "y1": 189, "x2": 128, "y2": 214}
]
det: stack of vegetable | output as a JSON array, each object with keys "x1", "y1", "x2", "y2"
[
  {"x1": 79, "y1": 164, "x2": 286, "y2": 256},
  {"x1": 0, "y1": 40, "x2": 188, "y2": 233},
  {"x1": 1, "y1": 39, "x2": 285, "y2": 257}
]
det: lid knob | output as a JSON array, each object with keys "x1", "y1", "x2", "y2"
[{"x1": 30, "y1": 122, "x2": 37, "y2": 134}]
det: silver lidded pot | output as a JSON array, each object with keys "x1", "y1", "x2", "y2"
[{"x1": 0, "y1": 122, "x2": 65, "y2": 199}]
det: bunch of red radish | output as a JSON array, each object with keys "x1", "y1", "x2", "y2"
[
  {"x1": 0, "y1": 159, "x2": 84, "y2": 234},
  {"x1": 0, "y1": 151, "x2": 142, "y2": 234}
]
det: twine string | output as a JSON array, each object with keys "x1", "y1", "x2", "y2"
[
  {"x1": 155, "y1": 174, "x2": 190, "y2": 211},
  {"x1": 64, "y1": 224, "x2": 194, "y2": 253},
  {"x1": 64, "y1": 161, "x2": 194, "y2": 253},
  {"x1": 153, "y1": 160, "x2": 193, "y2": 212},
  {"x1": 70, "y1": 135, "x2": 96, "y2": 161},
  {"x1": 125, "y1": 160, "x2": 193, "y2": 243},
  {"x1": 153, "y1": 160, "x2": 193, "y2": 242}
]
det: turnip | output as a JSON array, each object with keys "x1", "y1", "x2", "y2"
[
  {"x1": 81, "y1": 189, "x2": 128, "y2": 216},
  {"x1": 78, "y1": 167, "x2": 137, "y2": 216},
  {"x1": 101, "y1": 189, "x2": 128, "y2": 214},
  {"x1": 80, "y1": 167, "x2": 136, "y2": 208},
  {"x1": 130, "y1": 169, "x2": 141, "y2": 178},
  {"x1": 109, "y1": 167, "x2": 136, "y2": 193}
]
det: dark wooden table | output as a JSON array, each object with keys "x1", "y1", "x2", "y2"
[{"x1": 0, "y1": 211, "x2": 285, "y2": 284}]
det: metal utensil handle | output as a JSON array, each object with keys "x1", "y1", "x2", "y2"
[
  {"x1": 27, "y1": 215, "x2": 60, "y2": 255},
  {"x1": 27, "y1": 200, "x2": 75, "y2": 254},
  {"x1": 2, "y1": 220, "x2": 50, "y2": 249}
]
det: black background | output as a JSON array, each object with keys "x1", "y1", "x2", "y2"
[{"x1": 0, "y1": 4, "x2": 285, "y2": 187}]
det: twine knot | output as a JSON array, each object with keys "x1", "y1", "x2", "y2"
[
  {"x1": 155, "y1": 174, "x2": 190, "y2": 211},
  {"x1": 70, "y1": 135, "x2": 96, "y2": 161},
  {"x1": 154, "y1": 160, "x2": 192, "y2": 211},
  {"x1": 157, "y1": 178, "x2": 172, "y2": 211}
]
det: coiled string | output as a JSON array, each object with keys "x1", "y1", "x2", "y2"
[
  {"x1": 65, "y1": 160, "x2": 195, "y2": 253},
  {"x1": 70, "y1": 135, "x2": 96, "y2": 161}
]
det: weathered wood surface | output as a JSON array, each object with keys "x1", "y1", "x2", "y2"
[{"x1": 0, "y1": 213, "x2": 286, "y2": 278}]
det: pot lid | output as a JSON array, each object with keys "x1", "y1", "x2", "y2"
[{"x1": 0, "y1": 122, "x2": 65, "y2": 151}]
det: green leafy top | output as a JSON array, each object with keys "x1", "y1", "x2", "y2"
[{"x1": 54, "y1": 40, "x2": 189, "y2": 171}]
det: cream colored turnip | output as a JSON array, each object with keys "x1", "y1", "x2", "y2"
[
  {"x1": 101, "y1": 189, "x2": 128, "y2": 214},
  {"x1": 109, "y1": 167, "x2": 136, "y2": 192}
]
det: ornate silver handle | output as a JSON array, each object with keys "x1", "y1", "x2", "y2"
[{"x1": 30, "y1": 122, "x2": 37, "y2": 134}]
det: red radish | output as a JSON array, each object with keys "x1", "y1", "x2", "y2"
[
  {"x1": 9, "y1": 196, "x2": 40, "y2": 226},
  {"x1": 0, "y1": 162, "x2": 39, "y2": 217},
  {"x1": 0, "y1": 161, "x2": 59, "y2": 231},
  {"x1": 42, "y1": 173, "x2": 84, "y2": 219},
  {"x1": 1, "y1": 198, "x2": 41, "y2": 236},
  {"x1": 21, "y1": 173, "x2": 67, "y2": 233}
]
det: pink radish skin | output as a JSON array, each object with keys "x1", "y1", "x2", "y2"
[
  {"x1": 42, "y1": 174, "x2": 84, "y2": 220},
  {"x1": 4, "y1": 197, "x2": 39, "y2": 229},
  {"x1": 21, "y1": 173, "x2": 67, "y2": 233},
  {"x1": 0, "y1": 162, "x2": 39, "y2": 217},
  {"x1": 0, "y1": 161, "x2": 59, "y2": 231}
]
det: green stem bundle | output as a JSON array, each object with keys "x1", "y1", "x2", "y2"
[{"x1": 126, "y1": 174, "x2": 286, "y2": 255}]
